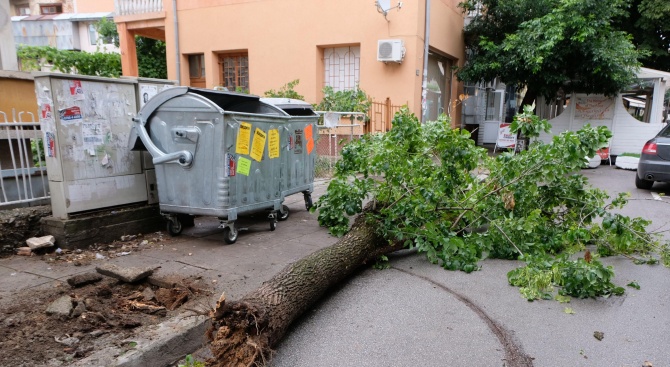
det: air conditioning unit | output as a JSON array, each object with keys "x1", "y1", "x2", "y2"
[{"x1": 377, "y1": 39, "x2": 405, "y2": 63}]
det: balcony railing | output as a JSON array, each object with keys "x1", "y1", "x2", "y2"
[{"x1": 115, "y1": 0, "x2": 164, "y2": 16}]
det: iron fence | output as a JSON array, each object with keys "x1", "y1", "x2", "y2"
[{"x1": 0, "y1": 110, "x2": 49, "y2": 209}]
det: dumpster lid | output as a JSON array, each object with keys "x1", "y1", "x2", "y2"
[
  {"x1": 129, "y1": 87, "x2": 290, "y2": 151},
  {"x1": 260, "y1": 98, "x2": 318, "y2": 116}
]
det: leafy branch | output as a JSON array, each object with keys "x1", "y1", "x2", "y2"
[{"x1": 314, "y1": 107, "x2": 670, "y2": 300}]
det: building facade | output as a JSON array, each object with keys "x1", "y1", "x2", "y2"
[
  {"x1": 113, "y1": 0, "x2": 466, "y2": 126},
  {"x1": 9, "y1": 0, "x2": 118, "y2": 53}
]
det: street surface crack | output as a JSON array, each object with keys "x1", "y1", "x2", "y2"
[{"x1": 391, "y1": 266, "x2": 534, "y2": 367}]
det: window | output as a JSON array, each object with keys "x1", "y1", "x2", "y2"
[
  {"x1": 323, "y1": 46, "x2": 360, "y2": 92},
  {"x1": 88, "y1": 24, "x2": 98, "y2": 46},
  {"x1": 188, "y1": 54, "x2": 206, "y2": 88},
  {"x1": 17, "y1": 5, "x2": 30, "y2": 15},
  {"x1": 40, "y1": 4, "x2": 63, "y2": 14},
  {"x1": 218, "y1": 53, "x2": 249, "y2": 92}
]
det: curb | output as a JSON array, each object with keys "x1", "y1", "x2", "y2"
[{"x1": 72, "y1": 314, "x2": 209, "y2": 367}]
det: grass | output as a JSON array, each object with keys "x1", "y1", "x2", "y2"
[{"x1": 618, "y1": 152, "x2": 641, "y2": 158}]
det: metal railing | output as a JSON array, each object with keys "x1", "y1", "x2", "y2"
[
  {"x1": 115, "y1": 0, "x2": 164, "y2": 16},
  {"x1": 0, "y1": 110, "x2": 50, "y2": 209}
]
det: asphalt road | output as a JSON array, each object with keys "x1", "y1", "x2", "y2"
[{"x1": 272, "y1": 165, "x2": 670, "y2": 367}]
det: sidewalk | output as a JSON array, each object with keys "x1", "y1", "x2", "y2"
[
  {"x1": 0, "y1": 179, "x2": 337, "y2": 367},
  {"x1": 3, "y1": 167, "x2": 670, "y2": 367}
]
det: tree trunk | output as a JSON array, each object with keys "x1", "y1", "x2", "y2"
[
  {"x1": 518, "y1": 86, "x2": 537, "y2": 113},
  {"x1": 207, "y1": 212, "x2": 401, "y2": 367}
]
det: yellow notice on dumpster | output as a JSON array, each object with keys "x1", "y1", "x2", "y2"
[
  {"x1": 250, "y1": 128, "x2": 267, "y2": 162},
  {"x1": 237, "y1": 157, "x2": 251, "y2": 176},
  {"x1": 268, "y1": 129, "x2": 280, "y2": 159},
  {"x1": 236, "y1": 122, "x2": 252, "y2": 155}
]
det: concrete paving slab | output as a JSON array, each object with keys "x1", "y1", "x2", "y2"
[
  {"x1": 1, "y1": 255, "x2": 87, "y2": 280},
  {"x1": 0, "y1": 263, "x2": 64, "y2": 292}
]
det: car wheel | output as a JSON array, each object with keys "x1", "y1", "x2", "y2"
[{"x1": 635, "y1": 174, "x2": 654, "y2": 190}]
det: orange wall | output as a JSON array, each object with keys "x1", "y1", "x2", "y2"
[
  {"x1": 75, "y1": 0, "x2": 115, "y2": 13},
  {"x1": 160, "y1": 0, "x2": 464, "y2": 121},
  {"x1": 0, "y1": 74, "x2": 38, "y2": 120}
]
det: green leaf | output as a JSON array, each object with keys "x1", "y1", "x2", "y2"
[{"x1": 626, "y1": 281, "x2": 640, "y2": 290}]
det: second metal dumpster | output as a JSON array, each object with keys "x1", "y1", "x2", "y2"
[
  {"x1": 128, "y1": 87, "x2": 318, "y2": 244},
  {"x1": 260, "y1": 97, "x2": 319, "y2": 209}
]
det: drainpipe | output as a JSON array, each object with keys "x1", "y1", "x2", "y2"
[
  {"x1": 172, "y1": 0, "x2": 181, "y2": 85},
  {"x1": 421, "y1": 0, "x2": 431, "y2": 123}
]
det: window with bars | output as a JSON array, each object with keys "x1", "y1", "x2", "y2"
[
  {"x1": 40, "y1": 4, "x2": 63, "y2": 14},
  {"x1": 218, "y1": 53, "x2": 249, "y2": 92},
  {"x1": 323, "y1": 46, "x2": 360, "y2": 92}
]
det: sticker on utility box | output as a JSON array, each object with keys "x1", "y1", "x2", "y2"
[
  {"x1": 59, "y1": 106, "x2": 83, "y2": 123},
  {"x1": 40, "y1": 103, "x2": 52, "y2": 120},
  {"x1": 45, "y1": 131, "x2": 56, "y2": 158},
  {"x1": 236, "y1": 122, "x2": 252, "y2": 155},
  {"x1": 69, "y1": 80, "x2": 85, "y2": 101},
  {"x1": 250, "y1": 128, "x2": 267, "y2": 162},
  {"x1": 236, "y1": 157, "x2": 252, "y2": 176}
]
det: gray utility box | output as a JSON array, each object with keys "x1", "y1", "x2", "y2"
[{"x1": 129, "y1": 87, "x2": 318, "y2": 244}]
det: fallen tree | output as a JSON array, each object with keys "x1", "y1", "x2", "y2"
[
  {"x1": 208, "y1": 108, "x2": 670, "y2": 366},
  {"x1": 207, "y1": 213, "x2": 401, "y2": 367}
]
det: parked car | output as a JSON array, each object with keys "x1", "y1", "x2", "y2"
[{"x1": 636, "y1": 125, "x2": 670, "y2": 189}]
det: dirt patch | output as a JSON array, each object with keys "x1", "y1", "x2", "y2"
[
  {"x1": 0, "y1": 205, "x2": 51, "y2": 256},
  {"x1": 0, "y1": 233, "x2": 213, "y2": 367}
]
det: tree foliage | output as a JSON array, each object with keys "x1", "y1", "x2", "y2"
[
  {"x1": 264, "y1": 79, "x2": 305, "y2": 100},
  {"x1": 314, "y1": 86, "x2": 372, "y2": 121},
  {"x1": 615, "y1": 0, "x2": 670, "y2": 71},
  {"x1": 96, "y1": 18, "x2": 167, "y2": 79},
  {"x1": 315, "y1": 108, "x2": 670, "y2": 300},
  {"x1": 17, "y1": 45, "x2": 121, "y2": 77},
  {"x1": 136, "y1": 37, "x2": 167, "y2": 79},
  {"x1": 458, "y1": 0, "x2": 644, "y2": 102}
]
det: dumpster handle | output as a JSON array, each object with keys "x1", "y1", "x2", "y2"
[{"x1": 133, "y1": 117, "x2": 194, "y2": 167}]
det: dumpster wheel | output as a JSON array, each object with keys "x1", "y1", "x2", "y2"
[
  {"x1": 278, "y1": 205, "x2": 290, "y2": 221},
  {"x1": 303, "y1": 192, "x2": 313, "y2": 210},
  {"x1": 222, "y1": 225, "x2": 238, "y2": 244},
  {"x1": 167, "y1": 217, "x2": 183, "y2": 236}
]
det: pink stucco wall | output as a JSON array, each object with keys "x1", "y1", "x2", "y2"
[
  {"x1": 158, "y1": 0, "x2": 464, "y2": 122},
  {"x1": 75, "y1": 0, "x2": 114, "y2": 13}
]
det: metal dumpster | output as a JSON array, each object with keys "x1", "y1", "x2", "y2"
[
  {"x1": 260, "y1": 98, "x2": 319, "y2": 209},
  {"x1": 128, "y1": 87, "x2": 318, "y2": 244}
]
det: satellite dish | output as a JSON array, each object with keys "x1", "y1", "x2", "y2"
[
  {"x1": 375, "y1": 0, "x2": 402, "y2": 18},
  {"x1": 376, "y1": 0, "x2": 391, "y2": 13}
]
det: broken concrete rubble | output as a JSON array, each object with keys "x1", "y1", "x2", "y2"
[
  {"x1": 95, "y1": 264, "x2": 154, "y2": 283},
  {"x1": 45, "y1": 295, "x2": 73, "y2": 317},
  {"x1": 16, "y1": 247, "x2": 32, "y2": 256},
  {"x1": 67, "y1": 273, "x2": 103, "y2": 288},
  {"x1": 26, "y1": 235, "x2": 55, "y2": 250},
  {"x1": 142, "y1": 287, "x2": 156, "y2": 302},
  {"x1": 71, "y1": 302, "x2": 87, "y2": 318}
]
